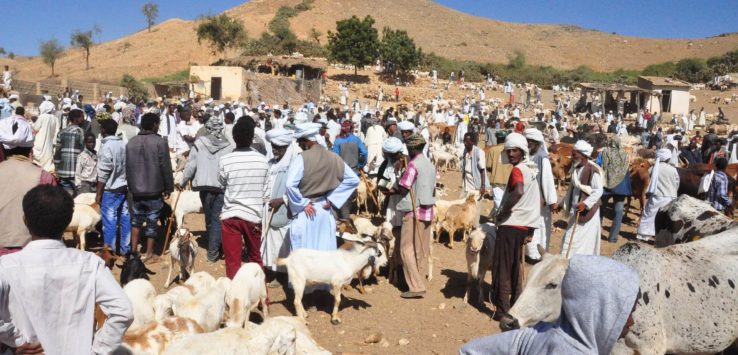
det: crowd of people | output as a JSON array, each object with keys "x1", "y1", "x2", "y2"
[{"x1": 0, "y1": 79, "x2": 733, "y2": 353}]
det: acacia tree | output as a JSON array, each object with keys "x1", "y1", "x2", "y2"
[
  {"x1": 40, "y1": 39, "x2": 64, "y2": 76},
  {"x1": 142, "y1": 2, "x2": 159, "y2": 32},
  {"x1": 327, "y1": 15, "x2": 379, "y2": 75},
  {"x1": 195, "y1": 14, "x2": 247, "y2": 60},
  {"x1": 379, "y1": 27, "x2": 421, "y2": 77},
  {"x1": 309, "y1": 27, "x2": 322, "y2": 44},
  {"x1": 70, "y1": 30, "x2": 93, "y2": 70}
]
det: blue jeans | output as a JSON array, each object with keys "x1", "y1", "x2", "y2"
[
  {"x1": 200, "y1": 191, "x2": 225, "y2": 261},
  {"x1": 602, "y1": 195, "x2": 625, "y2": 243},
  {"x1": 131, "y1": 197, "x2": 163, "y2": 239},
  {"x1": 101, "y1": 191, "x2": 132, "y2": 254}
]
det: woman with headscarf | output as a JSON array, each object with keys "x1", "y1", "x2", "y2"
[
  {"x1": 635, "y1": 148, "x2": 679, "y2": 242},
  {"x1": 261, "y1": 128, "x2": 297, "y2": 285},
  {"x1": 523, "y1": 128, "x2": 557, "y2": 261},
  {"x1": 597, "y1": 136, "x2": 632, "y2": 243},
  {"x1": 492, "y1": 132, "x2": 540, "y2": 322},
  {"x1": 32, "y1": 99, "x2": 59, "y2": 171},
  {"x1": 177, "y1": 115, "x2": 233, "y2": 262},
  {"x1": 555, "y1": 140, "x2": 603, "y2": 257}
]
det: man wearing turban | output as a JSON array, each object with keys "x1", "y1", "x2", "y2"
[
  {"x1": 555, "y1": 140, "x2": 604, "y2": 257},
  {"x1": 635, "y1": 148, "x2": 679, "y2": 242}
]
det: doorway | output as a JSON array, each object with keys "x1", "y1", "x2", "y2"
[
  {"x1": 211, "y1": 77, "x2": 222, "y2": 100},
  {"x1": 661, "y1": 90, "x2": 671, "y2": 112}
]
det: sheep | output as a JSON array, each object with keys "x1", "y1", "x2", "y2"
[
  {"x1": 66, "y1": 203, "x2": 101, "y2": 251},
  {"x1": 277, "y1": 239, "x2": 384, "y2": 325},
  {"x1": 73, "y1": 192, "x2": 97, "y2": 206},
  {"x1": 169, "y1": 191, "x2": 203, "y2": 228},
  {"x1": 356, "y1": 174, "x2": 379, "y2": 216},
  {"x1": 439, "y1": 194, "x2": 478, "y2": 249},
  {"x1": 173, "y1": 277, "x2": 230, "y2": 332},
  {"x1": 121, "y1": 316, "x2": 204, "y2": 355},
  {"x1": 183, "y1": 271, "x2": 216, "y2": 296},
  {"x1": 119, "y1": 253, "x2": 156, "y2": 286},
  {"x1": 225, "y1": 263, "x2": 268, "y2": 328},
  {"x1": 123, "y1": 279, "x2": 157, "y2": 330},
  {"x1": 153, "y1": 286, "x2": 194, "y2": 321},
  {"x1": 433, "y1": 196, "x2": 470, "y2": 242},
  {"x1": 431, "y1": 150, "x2": 457, "y2": 172},
  {"x1": 725, "y1": 97, "x2": 733, "y2": 105},
  {"x1": 164, "y1": 228, "x2": 197, "y2": 288},
  {"x1": 163, "y1": 317, "x2": 330, "y2": 355},
  {"x1": 464, "y1": 226, "x2": 496, "y2": 304}
]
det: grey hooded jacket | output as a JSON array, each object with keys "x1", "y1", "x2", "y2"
[
  {"x1": 182, "y1": 135, "x2": 233, "y2": 191},
  {"x1": 460, "y1": 255, "x2": 640, "y2": 355}
]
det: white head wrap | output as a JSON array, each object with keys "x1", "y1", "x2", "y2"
[
  {"x1": 294, "y1": 122, "x2": 320, "y2": 141},
  {"x1": 0, "y1": 116, "x2": 34, "y2": 149},
  {"x1": 62, "y1": 98, "x2": 72, "y2": 106},
  {"x1": 647, "y1": 148, "x2": 673, "y2": 195},
  {"x1": 265, "y1": 128, "x2": 293, "y2": 146},
  {"x1": 502, "y1": 132, "x2": 529, "y2": 158},
  {"x1": 43, "y1": 95, "x2": 52, "y2": 101},
  {"x1": 398, "y1": 120, "x2": 415, "y2": 132},
  {"x1": 523, "y1": 128, "x2": 544, "y2": 143},
  {"x1": 574, "y1": 140, "x2": 593, "y2": 158},
  {"x1": 8, "y1": 94, "x2": 19, "y2": 100},
  {"x1": 382, "y1": 137, "x2": 404, "y2": 153},
  {"x1": 39, "y1": 100, "x2": 55, "y2": 115},
  {"x1": 114, "y1": 101, "x2": 125, "y2": 111}
]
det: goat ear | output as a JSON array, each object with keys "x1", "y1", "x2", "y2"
[{"x1": 115, "y1": 263, "x2": 125, "y2": 269}]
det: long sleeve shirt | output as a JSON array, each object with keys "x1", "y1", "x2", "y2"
[
  {"x1": 332, "y1": 134, "x2": 368, "y2": 170},
  {"x1": 97, "y1": 136, "x2": 127, "y2": 192},
  {"x1": 0, "y1": 240, "x2": 133, "y2": 355},
  {"x1": 285, "y1": 155, "x2": 359, "y2": 216},
  {"x1": 74, "y1": 149, "x2": 97, "y2": 186},
  {"x1": 218, "y1": 148, "x2": 270, "y2": 224},
  {"x1": 708, "y1": 171, "x2": 731, "y2": 211}
]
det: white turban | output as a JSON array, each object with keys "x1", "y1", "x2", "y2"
[
  {"x1": 43, "y1": 95, "x2": 52, "y2": 101},
  {"x1": 503, "y1": 132, "x2": 529, "y2": 157},
  {"x1": 382, "y1": 137, "x2": 404, "y2": 153},
  {"x1": 294, "y1": 122, "x2": 320, "y2": 141},
  {"x1": 8, "y1": 94, "x2": 18, "y2": 100},
  {"x1": 574, "y1": 140, "x2": 593, "y2": 158},
  {"x1": 204, "y1": 98, "x2": 214, "y2": 105},
  {"x1": 0, "y1": 116, "x2": 34, "y2": 149},
  {"x1": 647, "y1": 148, "x2": 674, "y2": 195},
  {"x1": 523, "y1": 128, "x2": 544, "y2": 143},
  {"x1": 39, "y1": 100, "x2": 55, "y2": 115},
  {"x1": 114, "y1": 101, "x2": 125, "y2": 111},
  {"x1": 265, "y1": 128, "x2": 293, "y2": 146},
  {"x1": 398, "y1": 120, "x2": 415, "y2": 132}
]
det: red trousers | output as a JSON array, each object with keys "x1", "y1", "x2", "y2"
[{"x1": 221, "y1": 218, "x2": 263, "y2": 279}]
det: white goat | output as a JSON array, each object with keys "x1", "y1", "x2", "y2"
[
  {"x1": 164, "y1": 228, "x2": 197, "y2": 288},
  {"x1": 277, "y1": 239, "x2": 383, "y2": 324},
  {"x1": 225, "y1": 263, "x2": 268, "y2": 328},
  {"x1": 464, "y1": 226, "x2": 495, "y2": 303},
  {"x1": 173, "y1": 277, "x2": 230, "y2": 332},
  {"x1": 122, "y1": 316, "x2": 203, "y2": 355},
  {"x1": 183, "y1": 271, "x2": 216, "y2": 296},
  {"x1": 123, "y1": 279, "x2": 157, "y2": 330},
  {"x1": 169, "y1": 191, "x2": 203, "y2": 228},
  {"x1": 153, "y1": 286, "x2": 194, "y2": 321},
  {"x1": 66, "y1": 203, "x2": 101, "y2": 251}
]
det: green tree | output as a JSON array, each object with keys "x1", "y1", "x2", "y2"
[
  {"x1": 70, "y1": 30, "x2": 94, "y2": 70},
  {"x1": 40, "y1": 39, "x2": 65, "y2": 76},
  {"x1": 7, "y1": 52, "x2": 14, "y2": 59},
  {"x1": 309, "y1": 27, "x2": 322, "y2": 44},
  {"x1": 142, "y1": 2, "x2": 159, "y2": 32},
  {"x1": 675, "y1": 57, "x2": 707, "y2": 82},
  {"x1": 507, "y1": 50, "x2": 526, "y2": 70},
  {"x1": 327, "y1": 15, "x2": 379, "y2": 75},
  {"x1": 195, "y1": 14, "x2": 247, "y2": 59},
  {"x1": 0, "y1": 48, "x2": 5, "y2": 56},
  {"x1": 120, "y1": 74, "x2": 148, "y2": 101},
  {"x1": 379, "y1": 27, "x2": 421, "y2": 76}
]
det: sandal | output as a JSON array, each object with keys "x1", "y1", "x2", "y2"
[{"x1": 143, "y1": 255, "x2": 162, "y2": 265}]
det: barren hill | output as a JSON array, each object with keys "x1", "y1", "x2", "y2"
[{"x1": 3, "y1": 0, "x2": 738, "y2": 83}]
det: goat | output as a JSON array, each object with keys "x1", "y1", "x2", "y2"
[
  {"x1": 169, "y1": 191, "x2": 203, "y2": 228},
  {"x1": 173, "y1": 277, "x2": 230, "y2": 332},
  {"x1": 439, "y1": 194, "x2": 478, "y2": 249},
  {"x1": 183, "y1": 271, "x2": 216, "y2": 296},
  {"x1": 119, "y1": 253, "x2": 156, "y2": 286},
  {"x1": 225, "y1": 263, "x2": 268, "y2": 328},
  {"x1": 121, "y1": 316, "x2": 203, "y2": 354},
  {"x1": 123, "y1": 279, "x2": 157, "y2": 330},
  {"x1": 464, "y1": 226, "x2": 496, "y2": 304},
  {"x1": 153, "y1": 286, "x2": 194, "y2": 321},
  {"x1": 164, "y1": 228, "x2": 197, "y2": 288},
  {"x1": 93, "y1": 246, "x2": 119, "y2": 333},
  {"x1": 277, "y1": 239, "x2": 383, "y2": 324},
  {"x1": 66, "y1": 203, "x2": 101, "y2": 251},
  {"x1": 433, "y1": 196, "x2": 469, "y2": 242}
]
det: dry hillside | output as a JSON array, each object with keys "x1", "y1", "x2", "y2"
[{"x1": 3, "y1": 0, "x2": 738, "y2": 83}]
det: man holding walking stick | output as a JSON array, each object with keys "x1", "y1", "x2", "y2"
[
  {"x1": 554, "y1": 140, "x2": 603, "y2": 257},
  {"x1": 391, "y1": 134, "x2": 436, "y2": 299},
  {"x1": 491, "y1": 133, "x2": 540, "y2": 323}
]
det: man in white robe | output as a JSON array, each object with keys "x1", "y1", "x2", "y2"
[
  {"x1": 524, "y1": 129, "x2": 558, "y2": 260},
  {"x1": 285, "y1": 124, "x2": 359, "y2": 252},
  {"x1": 636, "y1": 149, "x2": 679, "y2": 242},
  {"x1": 32, "y1": 100, "x2": 59, "y2": 171},
  {"x1": 364, "y1": 119, "x2": 388, "y2": 175},
  {"x1": 556, "y1": 140, "x2": 603, "y2": 257}
]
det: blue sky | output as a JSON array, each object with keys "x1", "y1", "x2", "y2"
[{"x1": 1, "y1": 0, "x2": 736, "y2": 56}]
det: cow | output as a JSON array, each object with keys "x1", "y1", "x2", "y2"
[
  {"x1": 504, "y1": 228, "x2": 738, "y2": 355},
  {"x1": 654, "y1": 195, "x2": 738, "y2": 247},
  {"x1": 626, "y1": 158, "x2": 650, "y2": 217}
]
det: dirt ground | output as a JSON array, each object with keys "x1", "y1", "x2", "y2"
[{"x1": 93, "y1": 163, "x2": 638, "y2": 354}]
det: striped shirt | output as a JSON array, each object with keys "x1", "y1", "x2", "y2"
[
  {"x1": 398, "y1": 161, "x2": 434, "y2": 222},
  {"x1": 54, "y1": 125, "x2": 84, "y2": 179},
  {"x1": 218, "y1": 148, "x2": 270, "y2": 224}
]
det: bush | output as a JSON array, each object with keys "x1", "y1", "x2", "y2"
[{"x1": 120, "y1": 74, "x2": 149, "y2": 101}]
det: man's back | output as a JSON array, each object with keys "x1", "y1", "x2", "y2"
[
  {"x1": 126, "y1": 132, "x2": 173, "y2": 197},
  {"x1": 0, "y1": 240, "x2": 132, "y2": 355},
  {"x1": 54, "y1": 125, "x2": 84, "y2": 179}
]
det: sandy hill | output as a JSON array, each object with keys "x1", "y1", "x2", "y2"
[{"x1": 3, "y1": 0, "x2": 738, "y2": 83}]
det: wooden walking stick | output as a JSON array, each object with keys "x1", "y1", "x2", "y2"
[
  {"x1": 163, "y1": 191, "x2": 183, "y2": 255},
  {"x1": 564, "y1": 211, "x2": 581, "y2": 258},
  {"x1": 262, "y1": 208, "x2": 276, "y2": 242}
]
